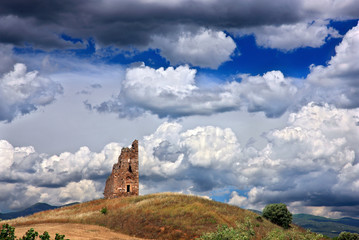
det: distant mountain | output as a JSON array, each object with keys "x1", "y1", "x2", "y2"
[
  {"x1": 249, "y1": 209, "x2": 359, "y2": 238},
  {"x1": 293, "y1": 214, "x2": 359, "y2": 238},
  {"x1": 0, "y1": 202, "x2": 78, "y2": 220}
]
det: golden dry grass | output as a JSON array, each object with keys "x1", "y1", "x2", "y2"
[
  {"x1": 2, "y1": 193, "x2": 317, "y2": 239},
  {"x1": 14, "y1": 223, "x2": 147, "y2": 240}
]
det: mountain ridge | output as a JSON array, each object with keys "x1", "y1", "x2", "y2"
[{"x1": 0, "y1": 202, "x2": 78, "y2": 220}]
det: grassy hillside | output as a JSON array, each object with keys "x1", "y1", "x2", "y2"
[{"x1": 3, "y1": 193, "x2": 324, "y2": 240}]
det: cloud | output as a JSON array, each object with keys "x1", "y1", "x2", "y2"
[
  {"x1": 239, "y1": 20, "x2": 341, "y2": 51},
  {"x1": 1, "y1": 0, "x2": 358, "y2": 51},
  {"x1": 138, "y1": 103, "x2": 359, "y2": 217},
  {"x1": 302, "y1": 0, "x2": 359, "y2": 19},
  {"x1": 0, "y1": 0, "x2": 301, "y2": 49},
  {"x1": 151, "y1": 29, "x2": 236, "y2": 68},
  {"x1": 0, "y1": 63, "x2": 63, "y2": 122},
  {"x1": 228, "y1": 191, "x2": 248, "y2": 208},
  {"x1": 233, "y1": 71, "x2": 298, "y2": 117},
  {"x1": 59, "y1": 180, "x2": 102, "y2": 203},
  {"x1": 0, "y1": 44, "x2": 16, "y2": 74},
  {"x1": 0, "y1": 140, "x2": 123, "y2": 211},
  {"x1": 90, "y1": 63, "x2": 237, "y2": 118},
  {"x1": 0, "y1": 15, "x2": 84, "y2": 50},
  {"x1": 89, "y1": 64, "x2": 298, "y2": 118},
  {"x1": 306, "y1": 21, "x2": 359, "y2": 108},
  {"x1": 2, "y1": 103, "x2": 359, "y2": 216},
  {"x1": 228, "y1": 103, "x2": 359, "y2": 217},
  {"x1": 140, "y1": 122, "x2": 241, "y2": 192}
]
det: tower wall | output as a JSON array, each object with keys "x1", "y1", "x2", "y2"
[{"x1": 104, "y1": 140, "x2": 139, "y2": 198}]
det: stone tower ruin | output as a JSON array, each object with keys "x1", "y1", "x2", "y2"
[{"x1": 104, "y1": 140, "x2": 139, "y2": 198}]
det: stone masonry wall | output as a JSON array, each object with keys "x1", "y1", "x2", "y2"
[{"x1": 104, "y1": 140, "x2": 139, "y2": 198}]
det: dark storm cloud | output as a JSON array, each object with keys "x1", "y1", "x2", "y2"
[{"x1": 0, "y1": 0, "x2": 304, "y2": 48}]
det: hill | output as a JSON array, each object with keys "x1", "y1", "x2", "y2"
[
  {"x1": 0, "y1": 202, "x2": 78, "y2": 220},
  {"x1": 293, "y1": 214, "x2": 359, "y2": 238},
  {"x1": 0, "y1": 203, "x2": 60, "y2": 220},
  {"x1": 2, "y1": 193, "x2": 324, "y2": 240}
]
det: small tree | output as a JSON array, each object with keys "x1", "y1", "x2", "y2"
[
  {"x1": 262, "y1": 203, "x2": 292, "y2": 229},
  {"x1": 39, "y1": 231, "x2": 51, "y2": 240},
  {"x1": 54, "y1": 233, "x2": 69, "y2": 240},
  {"x1": 100, "y1": 207, "x2": 108, "y2": 215},
  {"x1": 0, "y1": 223, "x2": 16, "y2": 240},
  {"x1": 21, "y1": 228, "x2": 38, "y2": 240}
]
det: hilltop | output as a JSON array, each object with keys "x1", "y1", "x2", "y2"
[{"x1": 3, "y1": 193, "x2": 323, "y2": 239}]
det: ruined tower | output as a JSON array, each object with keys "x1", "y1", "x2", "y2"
[{"x1": 104, "y1": 140, "x2": 139, "y2": 198}]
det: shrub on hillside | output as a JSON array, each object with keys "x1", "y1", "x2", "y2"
[
  {"x1": 100, "y1": 207, "x2": 107, "y2": 215},
  {"x1": 337, "y1": 231, "x2": 359, "y2": 240},
  {"x1": 200, "y1": 218, "x2": 255, "y2": 240},
  {"x1": 262, "y1": 203, "x2": 292, "y2": 229},
  {"x1": 263, "y1": 229, "x2": 324, "y2": 240}
]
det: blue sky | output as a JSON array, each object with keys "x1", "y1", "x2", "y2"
[{"x1": 1, "y1": 0, "x2": 359, "y2": 219}]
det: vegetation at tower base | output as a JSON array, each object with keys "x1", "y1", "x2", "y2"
[
  {"x1": 2, "y1": 193, "x2": 325, "y2": 240},
  {"x1": 262, "y1": 203, "x2": 293, "y2": 229}
]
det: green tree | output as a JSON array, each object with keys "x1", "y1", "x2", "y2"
[
  {"x1": 54, "y1": 233, "x2": 69, "y2": 240},
  {"x1": 39, "y1": 231, "x2": 50, "y2": 240},
  {"x1": 0, "y1": 224, "x2": 16, "y2": 240},
  {"x1": 338, "y1": 231, "x2": 359, "y2": 240},
  {"x1": 262, "y1": 203, "x2": 292, "y2": 229},
  {"x1": 20, "y1": 228, "x2": 38, "y2": 240}
]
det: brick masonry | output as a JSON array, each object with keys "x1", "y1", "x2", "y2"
[{"x1": 104, "y1": 140, "x2": 139, "y2": 198}]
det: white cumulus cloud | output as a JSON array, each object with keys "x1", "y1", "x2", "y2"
[
  {"x1": 232, "y1": 71, "x2": 298, "y2": 117},
  {"x1": 306, "y1": 21, "x2": 359, "y2": 109},
  {"x1": 151, "y1": 29, "x2": 236, "y2": 69},
  {"x1": 0, "y1": 63, "x2": 63, "y2": 122},
  {"x1": 239, "y1": 20, "x2": 340, "y2": 51},
  {"x1": 90, "y1": 64, "x2": 298, "y2": 119},
  {"x1": 0, "y1": 140, "x2": 124, "y2": 211}
]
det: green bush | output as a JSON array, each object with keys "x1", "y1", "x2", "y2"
[
  {"x1": 100, "y1": 207, "x2": 108, "y2": 215},
  {"x1": 39, "y1": 231, "x2": 50, "y2": 240},
  {"x1": 1, "y1": 224, "x2": 16, "y2": 240},
  {"x1": 338, "y1": 231, "x2": 359, "y2": 240},
  {"x1": 20, "y1": 228, "x2": 38, "y2": 240},
  {"x1": 0, "y1": 224, "x2": 68, "y2": 240},
  {"x1": 263, "y1": 229, "x2": 324, "y2": 240},
  {"x1": 200, "y1": 218, "x2": 255, "y2": 240},
  {"x1": 54, "y1": 233, "x2": 68, "y2": 240},
  {"x1": 262, "y1": 203, "x2": 292, "y2": 229}
]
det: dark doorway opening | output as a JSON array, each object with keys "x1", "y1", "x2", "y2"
[{"x1": 127, "y1": 185, "x2": 130, "y2": 192}]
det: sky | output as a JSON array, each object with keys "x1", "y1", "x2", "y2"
[{"x1": 0, "y1": 0, "x2": 359, "y2": 218}]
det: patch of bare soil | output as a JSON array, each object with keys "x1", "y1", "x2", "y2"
[{"x1": 14, "y1": 223, "x2": 148, "y2": 240}]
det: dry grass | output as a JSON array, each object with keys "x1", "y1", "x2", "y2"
[
  {"x1": 13, "y1": 223, "x2": 146, "y2": 240},
  {"x1": 2, "y1": 193, "x2": 316, "y2": 239}
]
